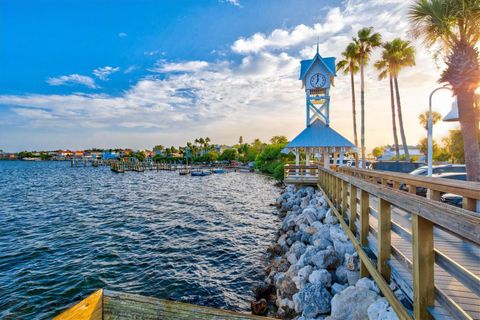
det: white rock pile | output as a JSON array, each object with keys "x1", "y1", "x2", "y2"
[{"x1": 252, "y1": 185, "x2": 403, "y2": 320}]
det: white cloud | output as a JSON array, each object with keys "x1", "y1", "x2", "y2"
[
  {"x1": 150, "y1": 60, "x2": 209, "y2": 73},
  {"x1": 221, "y1": 0, "x2": 241, "y2": 7},
  {"x1": 118, "y1": 32, "x2": 128, "y2": 37},
  {"x1": 124, "y1": 65, "x2": 138, "y2": 74},
  {"x1": 46, "y1": 74, "x2": 97, "y2": 88},
  {"x1": 93, "y1": 66, "x2": 120, "y2": 80}
]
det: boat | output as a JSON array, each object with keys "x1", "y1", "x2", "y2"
[
  {"x1": 212, "y1": 168, "x2": 226, "y2": 174},
  {"x1": 191, "y1": 170, "x2": 211, "y2": 176}
]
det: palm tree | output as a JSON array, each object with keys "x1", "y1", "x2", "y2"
[
  {"x1": 374, "y1": 57, "x2": 401, "y2": 160},
  {"x1": 337, "y1": 42, "x2": 360, "y2": 147},
  {"x1": 418, "y1": 111, "x2": 442, "y2": 130},
  {"x1": 409, "y1": 0, "x2": 480, "y2": 181},
  {"x1": 354, "y1": 27, "x2": 382, "y2": 167},
  {"x1": 376, "y1": 39, "x2": 416, "y2": 160}
]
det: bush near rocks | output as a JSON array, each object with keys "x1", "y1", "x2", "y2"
[{"x1": 252, "y1": 185, "x2": 402, "y2": 319}]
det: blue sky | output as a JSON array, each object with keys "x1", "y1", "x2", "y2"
[{"x1": 0, "y1": 0, "x2": 458, "y2": 151}]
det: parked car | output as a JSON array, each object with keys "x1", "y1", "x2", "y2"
[
  {"x1": 415, "y1": 172, "x2": 467, "y2": 197},
  {"x1": 408, "y1": 164, "x2": 465, "y2": 176},
  {"x1": 400, "y1": 165, "x2": 466, "y2": 195},
  {"x1": 440, "y1": 193, "x2": 463, "y2": 208}
]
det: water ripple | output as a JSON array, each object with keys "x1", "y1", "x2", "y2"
[{"x1": 0, "y1": 161, "x2": 280, "y2": 319}]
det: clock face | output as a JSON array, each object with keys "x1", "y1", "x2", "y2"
[{"x1": 310, "y1": 73, "x2": 326, "y2": 88}]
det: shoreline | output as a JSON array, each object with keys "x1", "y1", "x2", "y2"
[{"x1": 251, "y1": 185, "x2": 409, "y2": 319}]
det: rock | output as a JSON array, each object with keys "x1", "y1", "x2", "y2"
[
  {"x1": 367, "y1": 297, "x2": 399, "y2": 320},
  {"x1": 330, "y1": 286, "x2": 379, "y2": 320},
  {"x1": 276, "y1": 273, "x2": 298, "y2": 297},
  {"x1": 287, "y1": 252, "x2": 297, "y2": 265},
  {"x1": 324, "y1": 215, "x2": 338, "y2": 225},
  {"x1": 293, "y1": 283, "x2": 332, "y2": 316},
  {"x1": 253, "y1": 283, "x2": 275, "y2": 300},
  {"x1": 334, "y1": 265, "x2": 348, "y2": 285},
  {"x1": 331, "y1": 283, "x2": 348, "y2": 295},
  {"x1": 297, "y1": 245, "x2": 322, "y2": 267},
  {"x1": 282, "y1": 214, "x2": 297, "y2": 232},
  {"x1": 278, "y1": 234, "x2": 288, "y2": 247},
  {"x1": 329, "y1": 225, "x2": 349, "y2": 243},
  {"x1": 308, "y1": 269, "x2": 332, "y2": 287},
  {"x1": 316, "y1": 207, "x2": 327, "y2": 220},
  {"x1": 251, "y1": 298, "x2": 268, "y2": 316},
  {"x1": 356, "y1": 277, "x2": 380, "y2": 294},
  {"x1": 302, "y1": 207, "x2": 318, "y2": 224},
  {"x1": 346, "y1": 252, "x2": 360, "y2": 271},
  {"x1": 311, "y1": 221, "x2": 324, "y2": 232},
  {"x1": 333, "y1": 240, "x2": 355, "y2": 258},
  {"x1": 267, "y1": 243, "x2": 284, "y2": 257},
  {"x1": 311, "y1": 247, "x2": 341, "y2": 270},
  {"x1": 347, "y1": 270, "x2": 360, "y2": 286},
  {"x1": 313, "y1": 238, "x2": 332, "y2": 250},
  {"x1": 293, "y1": 265, "x2": 313, "y2": 290}
]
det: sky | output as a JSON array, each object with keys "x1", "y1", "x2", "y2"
[{"x1": 0, "y1": 0, "x2": 460, "y2": 152}]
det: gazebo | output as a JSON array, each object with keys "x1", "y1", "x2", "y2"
[{"x1": 284, "y1": 47, "x2": 356, "y2": 183}]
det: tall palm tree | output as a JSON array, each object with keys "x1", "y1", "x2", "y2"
[
  {"x1": 378, "y1": 38, "x2": 416, "y2": 160},
  {"x1": 419, "y1": 111, "x2": 442, "y2": 130},
  {"x1": 337, "y1": 42, "x2": 360, "y2": 147},
  {"x1": 374, "y1": 57, "x2": 401, "y2": 160},
  {"x1": 354, "y1": 27, "x2": 382, "y2": 167},
  {"x1": 409, "y1": 0, "x2": 480, "y2": 181}
]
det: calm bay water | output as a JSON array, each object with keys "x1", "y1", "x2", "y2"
[{"x1": 0, "y1": 161, "x2": 280, "y2": 319}]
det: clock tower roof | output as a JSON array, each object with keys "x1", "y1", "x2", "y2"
[{"x1": 299, "y1": 53, "x2": 336, "y2": 80}]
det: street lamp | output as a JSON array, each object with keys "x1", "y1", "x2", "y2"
[{"x1": 428, "y1": 85, "x2": 453, "y2": 177}]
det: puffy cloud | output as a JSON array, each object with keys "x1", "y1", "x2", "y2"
[
  {"x1": 93, "y1": 66, "x2": 120, "y2": 80},
  {"x1": 118, "y1": 32, "x2": 128, "y2": 37},
  {"x1": 46, "y1": 74, "x2": 97, "y2": 88}
]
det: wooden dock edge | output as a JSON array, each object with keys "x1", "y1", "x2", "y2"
[{"x1": 53, "y1": 289, "x2": 274, "y2": 320}]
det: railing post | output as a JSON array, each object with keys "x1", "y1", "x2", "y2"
[
  {"x1": 409, "y1": 184, "x2": 416, "y2": 195},
  {"x1": 360, "y1": 189, "x2": 370, "y2": 278},
  {"x1": 342, "y1": 180, "x2": 348, "y2": 219},
  {"x1": 412, "y1": 214, "x2": 434, "y2": 320},
  {"x1": 378, "y1": 199, "x2": 391, "y2": 282},
  {"x1": 349, "y1": 184, "x2": 357, "y2": 234}
]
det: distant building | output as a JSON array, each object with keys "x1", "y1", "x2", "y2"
[
  {"x1": 380, "y1": 146, "x2": 424, "y2": 161},
  {"x1": 102, "y1": 151, "x2": 119, "y2": 160}
]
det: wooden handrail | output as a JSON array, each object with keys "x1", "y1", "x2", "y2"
[
  {"x1": 338, "y1": 166, "x2": 480, "y2": 212},
  {"x1": 317, "y1": 167, "x2": 480, "y2": 320}
]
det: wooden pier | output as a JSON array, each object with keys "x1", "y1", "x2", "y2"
[
  {"x1": 285, "y1": 164, "x2": 480, "y2": 319},
  {"x1": 54, "y1": 289, "x2": 272, "y2": 320}
]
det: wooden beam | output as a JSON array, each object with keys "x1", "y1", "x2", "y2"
[
  {"x1": 360, "y1": 189, "x2": 370, "y2": 278},
  {"x1": 378, "y1": 199, "x2": 391, "y2": 282},
  {"x1": 342, "y1": 180, "x2": 348, "y2": 219},
  {"x1": 349, "y1": 184, "x2": 357, "y2": 234},
  {"x1": 412, "y1": 214, "x2": 434, "y2": 320},
  {"x1": 53, "y1": 289, "x2": 103, "y2": 320}
]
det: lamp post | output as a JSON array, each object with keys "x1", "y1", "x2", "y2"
[{"x1": 427, "y1": 85, "x2": 452, "y2": 176}]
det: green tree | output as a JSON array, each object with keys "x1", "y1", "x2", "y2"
[
  {"x1": 219, "y1": 148, "x2": 238, "y2": 161},
  {"x1": 354, "y1": 27, "x2": 382, "y2": 167},
  {"x1": 374, "y1": 53, "x2": 401, "y2": 160},
  {"x1": 269, "y1": 135, "x2": 289, "y2": 145},
  {"x1": 376, "y1": 38, "x2": 416, "y2": 160},
  {"x1": 372, "y1": 146, "x2": 384, "y2": 159},
  {"x1": 153, "y1": 145, "x2": 164, "y2": 152},
  {"x1": 337, "y1": 41, "x2": 360, "y2": 147},
  {"x1": 409, "y1": 0, "x2": 480, "y2": 180},
  {"x1": 418, "y1": 111, "x2": 442, "y2": 130}
]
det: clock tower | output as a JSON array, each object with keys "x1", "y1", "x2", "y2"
[{"x1": 299, "y1": 45, "x2": 336, "y2": 126}]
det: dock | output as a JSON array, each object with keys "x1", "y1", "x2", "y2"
[
  {"x1": 285, "y1": 164, "x2": 480, "y2": 319},
  {"x1": 53, "y1": 289, "x2": 272, "y2": 320}
]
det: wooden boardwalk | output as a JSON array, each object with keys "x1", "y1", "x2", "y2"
[
  {"x1": 286, "y1": 164, "x2": 479, "y2": 319},
  {"x1": 54, "y1": 289, "x2": 273, "y2": 320}
]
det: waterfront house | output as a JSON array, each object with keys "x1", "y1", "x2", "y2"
[{"x1": 380, "y1": 146, "x2": 424, "y2": 161}]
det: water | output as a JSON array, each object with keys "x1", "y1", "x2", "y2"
[{"x1": 0, "y1": 161, "x2": 280, "y2": 319}]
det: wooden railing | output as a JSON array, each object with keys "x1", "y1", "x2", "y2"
[
  {"x1": 338, "y1": 166, "x2": 480, "y2": 212},
  {"x1": 317, "y1": 167, "x2": 480, "y2": 320},
  {"x1": 284, "y1": 164, "x2": 320, "y2": 183}
]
